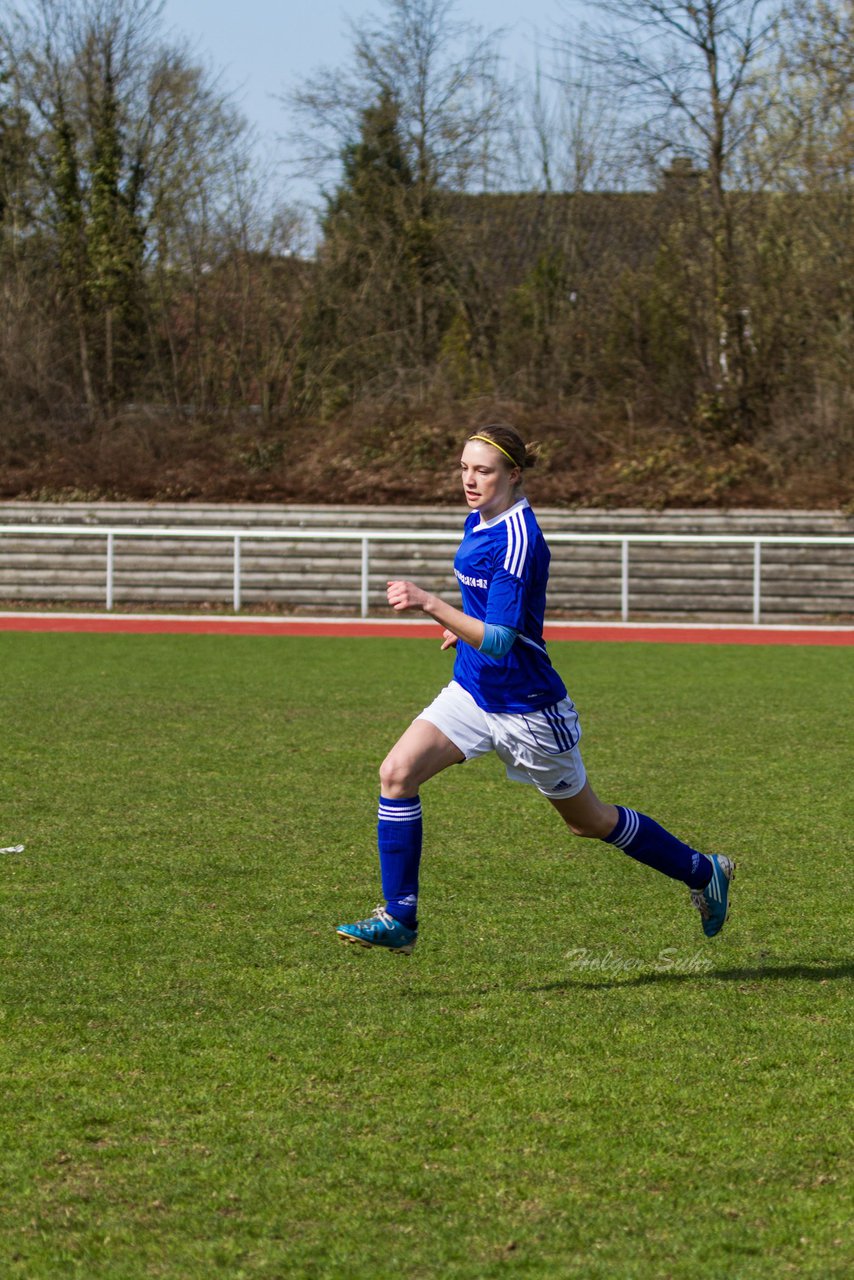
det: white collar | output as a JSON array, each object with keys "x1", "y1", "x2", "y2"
[{"x1": 473, "y1": 497, "x2": 530, "y2": 531}]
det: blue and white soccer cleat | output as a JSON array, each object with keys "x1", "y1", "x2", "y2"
[
  {"x1": 336, "y1": 906, "x2": 418, "y2": 955},
  {"x1": 690, "y1": 854, "x2": 735, "y2": 938}
]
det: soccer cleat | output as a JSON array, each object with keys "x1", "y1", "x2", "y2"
[
  {"x1": 690, "y1": 854, "x2": 735, "y2": 938},
  {"x1": 336, "y1": 906, "x2": 418, "y2": 955}
]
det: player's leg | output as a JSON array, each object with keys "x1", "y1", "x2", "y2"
[
  {"x1": 337, "y1": 699, "x2": 478, "y2": 953},
  {"x1": 546, "y1": 780, "x2": 618, "y2": 838},
  {"x1": 491, "y1": 700, "x2": 734, "y2": 938},
  {"x1": 379, "y1": 717, "x2": 465, "y2": 798},
  {"x1": 366, "y1": 720, "x2": 464, "y2": 936},
  {"x1": 548, "y1": 783, "x2": 734, "y2": 937}
]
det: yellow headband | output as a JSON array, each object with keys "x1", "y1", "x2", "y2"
[{"x1": 467, "y1": 434, "x2": 519, "y2": 466}]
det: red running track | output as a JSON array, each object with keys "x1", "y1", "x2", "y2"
[{"x1": 0, "y1": 612, "x2": 851, "y2": 645}]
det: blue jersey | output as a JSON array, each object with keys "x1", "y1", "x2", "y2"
[{"x1": 452, "y1": 498, "x2": 567, "y2": 712}]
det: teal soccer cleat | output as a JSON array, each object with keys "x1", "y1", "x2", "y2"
[
  {"x1": 336, "y1": 906, "x2": 418, "y2": 955},
  {"x1": 690, "y1": 854, "x2": 735, "y2": 938}
]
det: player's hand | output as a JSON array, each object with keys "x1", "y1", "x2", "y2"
[
  {"x1": 440, "y1": 629, "x2": 458, "y2": 651},
  {"x1": 386, "y1": 579, "x2": 429, "y2": 613}
]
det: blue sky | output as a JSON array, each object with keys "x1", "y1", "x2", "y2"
[{"x1": 161, "y1": 0, "x2": 590, "y2": 202}]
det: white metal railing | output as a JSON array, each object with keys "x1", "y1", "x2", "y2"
[{"x1": 0, "y1": 524, "x2": 852, "y2": 623}]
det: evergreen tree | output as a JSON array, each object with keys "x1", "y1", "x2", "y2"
[{"x1": 302, "y1": 87, "x2": 449, "y2": 409}]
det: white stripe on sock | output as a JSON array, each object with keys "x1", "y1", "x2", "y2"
[
  {"x1": 378, "y1": 803, "x2": 422, "y2": 823},
  {"x1": 614, "y1": 808, "x2": 639, "y2": 849}
]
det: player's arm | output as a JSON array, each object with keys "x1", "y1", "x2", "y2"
[
  {"x1": 387, "y1": 581, "x2": 518, "y2": 656},
  {"x1": 387, "y1": 579, "x2": 484, "y2": 648}
]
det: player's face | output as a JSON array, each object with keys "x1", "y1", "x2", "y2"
[{"x1": 460, "y1": 441, "x2": 521, "y2": 521}]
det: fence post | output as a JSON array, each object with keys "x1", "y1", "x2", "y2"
[
  {"x1": 233, "y1": 535, "x2": 242, "y2": 613},
  {"x1": 106, "y1": 532, "x2": 114, "y2": 611},
  {"x1": 621, "y1": 539, "x2": 629, "y2": 621},
  {"x1": 753, "y1": 540, "x2": 761, "y2": 625},
  {"x1": 361, "y1": 537, "x2": 370, "y2": 618}
]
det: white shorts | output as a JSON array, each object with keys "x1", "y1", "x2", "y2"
[{"x1": 416, "y1": 680, "x2": 587, "y2": 799}]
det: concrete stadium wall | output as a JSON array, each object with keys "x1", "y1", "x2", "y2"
[{"x1": 0, "y1": 502, "x2": 851, "y2": 623}]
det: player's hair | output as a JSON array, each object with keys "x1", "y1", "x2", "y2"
[{"x1": 468, "y1": 424, "x2": 540, "y2": 472}]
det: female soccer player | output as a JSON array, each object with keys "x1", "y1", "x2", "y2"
[{"x1": 336, "y1": 425, "x2": 734, "y2": 955}]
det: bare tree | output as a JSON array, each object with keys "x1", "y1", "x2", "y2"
[
  {"x1": 284, "y1": 0, "x2": 510, "y2": 201},
  {"x1": 284, "y1": 0, "x2": 512, "y2": 407},
  {"x1": 1, "y1": 0, "x2": 286, "y2": 420},
  {"x1": 561, "y1": 0, "x2": 785, "y2": 437},
  {"x1": 755, "y1": 0, "x2": 854, "y2": 189},
  {"x1": 508, "y1": 50, "x2": 625, "y2": 195}
]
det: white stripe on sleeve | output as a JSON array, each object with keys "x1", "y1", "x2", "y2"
[{"x1": 505, "y1": 510, "x2": 529, "y2": 578}]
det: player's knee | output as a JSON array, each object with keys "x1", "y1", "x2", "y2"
[
  {"x1": 379, "y1": 752, "x2": 416, "y2": 798},
  {"x1": 565, "y1": 819, "x2": 602, "y2": 839},
  {"x1": 562, "y1": 808, "x2": 617, "y2": 840}
]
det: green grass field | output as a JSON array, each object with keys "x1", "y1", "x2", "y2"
[{"x1": 0, "y1": 633, "x2": 850, "y2": 1279}]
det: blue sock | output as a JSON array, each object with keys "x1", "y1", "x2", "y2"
[
  {"x1": 378, "y1": 795, "x2": 422, "y2": 928},
  {"x1": 604, "y1": 806, "x2": 712, "y2": 889}
]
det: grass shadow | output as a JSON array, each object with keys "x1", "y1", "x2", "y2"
[{"x1": 525, "y1": 961, "x2": 854, "y2": 994}]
